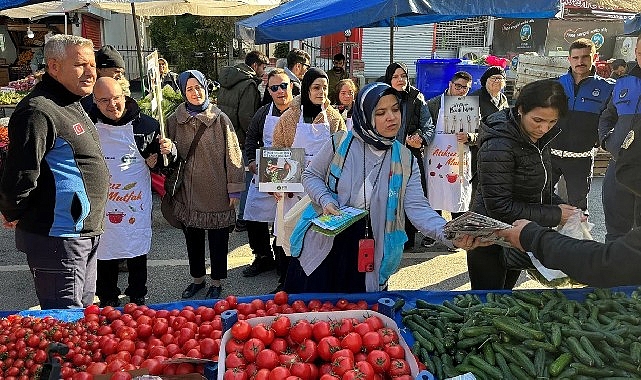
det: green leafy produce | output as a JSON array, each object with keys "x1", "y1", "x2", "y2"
[{"x1": 137, "y1": 86, "x2": 185, "y2": 121}]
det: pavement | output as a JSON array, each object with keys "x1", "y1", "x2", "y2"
[{"x1": 0, "y1": 177, "x2": 607, "y2": 312}]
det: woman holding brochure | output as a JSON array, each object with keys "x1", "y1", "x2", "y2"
[{"x1": 285, "y1": 82, "x2": 480, "y2": 293}]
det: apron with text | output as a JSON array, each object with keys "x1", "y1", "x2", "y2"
[
  {"x1": 424, "y1": 96, "x2": 472, "y2": 212},
  {"x1": 244, "y1": 103, "x2": 280, "y2": 222},
  {"x1": 275, "y1": 107, "x2": 331, "y2": 251},
  {"x1": 96, "y1": 122, "x2": 152, "y2": 260}
]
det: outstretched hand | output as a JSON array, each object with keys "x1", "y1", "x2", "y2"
[
  {"x1": 495, "y1": 219, "x2": 533, "y2": 251},
  {"x1": 451, "y1": 234, "x2": 493, "y2": 250}
]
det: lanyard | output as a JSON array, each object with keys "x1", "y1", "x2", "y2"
[{"x1": 363, "y1": 144, "x2": 387, "y2": 238}]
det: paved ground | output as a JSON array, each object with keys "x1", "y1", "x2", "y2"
[{"x1": 0, "y1": 177, "x2": 606, "y2": 312}]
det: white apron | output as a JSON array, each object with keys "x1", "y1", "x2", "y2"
[
  {"x1": 424, "y1": 96, "x2": 472, "y2": 212},
  {"x1": 275, "y1": 107, "x2": 331, "y2": 251},
  {"x1": 96, "y1": 121, "x2": 152, "y2": 260},
  {"x1": 345, "y1": 117, "x2": 353, "y2": 131},
  {"x1": 244, "y1": 103, "x2": 279, "y2": 222}
]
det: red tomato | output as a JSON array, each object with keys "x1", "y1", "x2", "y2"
[
  {"x1": 331, "y1": 348, "x2": 355, "y2": 363},
  {"x1": 86, "y1": 361, "x2": 107, "y2": 375},
  {"x1": 84, "y1": 304, "x2": 101, "y2": 316},
  {"x1": 117, "y1": 339, "x2": 136, "y2": 354},
  {"x1": 225, "y1": 338, "x2": 245, "y2": 354},
  {"x1": 365, "y1": 316, "x2": 384, "y2": 331},
  {"x1": 335, "y1": 299, "x2": 349, "y2": 310},
  {"x1": 269, "y1": 338, "x2": 289, "y2": 354},
  {"x1": 152, "y1": 318, "x2": 169, "y2": 337},
  {"x1": 242, "y1": 338, "x2": 266, "y2": 362},
  {"x1": 317, "y1": 336, "x2": 341, "y2": 361},
  {"x1": 312, "y1": 320, "x2": 332, "y2": 341},
  {"x1": 377, "y1": 327, "x2": 399, "y2": 345},
  {"x1": 355, "y1": 360, "x2": 376, "y2": 379},
  {"x1": 225, "y1": 351, "x2": 246, "y2": 370},
  {"x1": 273, "y1": 291, "x2": 288, "y2": 306},
  {"x1": 223, "y1": 367, "x2": 248, "y2": 380},
  {"x1": 251, "y1": 323, "x2": 275, "y2": 346},
  {"x1": 333, "y1": 319, "x2": 354, "y2": 338},
  {"x1": 388, "y1": 358, "x2": 411, "y2": 377},
  {"x1": 199, "y1": 337, "x2": 217, "y2": 358},
  {"x1": 140, "y1": 358, "x2": 164, "y2": 375},
  {"x1": 166, "y1": 343, "x2": 181, "y2": 357},
  {"x1": 356, "y1": 300, "x2": 369, "y2": 310},
  {"x1": 268, "y1": 366, "x2": 290, "y2": 380},
  {"x1": 367, "y1": 350, "x2": 390, "y2": 373},
  {"x1": 179, "y1": 309, "x2": 196, "y2": 322},
  {"x1": 307, "y1": 299, "x2": 322, "y2": 311},
  {"x1": 255, "y1": 349, "x2": 279, "y2": 370},
  {"x1": 353, "y1": 322, "x2": 373, "y2": 336},
  {"x1": 289, "y1": 320, "x2": 312, "y2": 344},
  {"x1": 290, "y1": 361, "x2": 311, "y2": 379},
  {"x1": 320, "y1": 374, "x2": 340, "y2": 380},
  {"x1": 254, "y1": 368, "x2": 271, "y2": 380},
  {"x1": 225, "y1": 295, "x2": 238, "y2": 309},
  {"x1": 250, "y1": 299, "x2": 266, "y2": 312},
  {"x1": 296, "y1": 339, "x2": 317, "y2": 362},
  {"x1": 384, "y1": 342, "x2": 405, "y2": 359},
  {"x1": 231, "y1": 320, "x2": 252, "y2": 341},
  {"x1": 362, "y1": 331, "x2": 383, "y2": 352},
  {"x1": 331, "y1": 355, "x2": 354, "y2": 376},
  {"x1": 109, "y1": 371, "x2": 132, "y2": 380},
  {"x1": 341, "y1": 332, "x2": 363, "y2": 354},
  {"x1": 279, "y1": 353, "x2": 299, "y2": 367},
  {"x1": 136, "y1": 323, "x2": 153, "y2": 339},
  {"x1": 199, "y1": 308, "x2": 216, "y2": 322},
  {"x1": 271, "y1": 316, "x2": 291, "y2": 337},
  {"x1": 291, "y1": 300, "x2": 307, "y2": 313},
  {"x1": 236, "y1": 303, "x2": 255, "y2": 316}
]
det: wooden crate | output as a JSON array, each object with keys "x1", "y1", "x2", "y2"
[{"x1": 593, "y1": 149, "x2": 611, "y2": 177}]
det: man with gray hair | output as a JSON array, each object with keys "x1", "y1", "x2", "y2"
[{"x1": 0, "y1": 35, "x2": 109, "y2": 309}]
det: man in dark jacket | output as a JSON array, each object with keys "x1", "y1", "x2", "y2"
[
  {"x1": 0, "y1": 35, "x2": 109, "y2": 309},
  {"x1": 327, "y1": 53, "x2": 349, "y2": 104},
  {"x1": 497, "y1": 115, "x2": 641, "y2": 288},
  {"x1": 284, "y1": 49, "x2": 310, "y2": 97},
  {"x1": 217, "y1": 50, "x2": 268, "y2": 231},
  {"x1": 552, "y1": 38, "x2": 614, "y2": 214},
  {"x1": 598, "y1": 37, "x2": 641, "y2": 242}
]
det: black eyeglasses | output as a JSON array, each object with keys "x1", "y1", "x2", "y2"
[{"x1": 269, "y1": 82, "x2": 289, "y2": 92}]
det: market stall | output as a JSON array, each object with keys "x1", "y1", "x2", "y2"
[{"x1": 1, "y1": 286, "x2": 640, "y2": 379}]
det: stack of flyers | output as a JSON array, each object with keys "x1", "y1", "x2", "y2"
[
  {"x1": 443, "y1": 211, "x2": 513, "y2": 247},
  {"x1": 311, "y1": 206, "x2": 368, "y2": 236}
]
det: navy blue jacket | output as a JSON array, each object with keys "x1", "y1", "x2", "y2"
[
  {"x1": 0, "y1": 73, "x2": 109, "y2": 237},
  {"x1": 554, "y1": 68, "x2": 614, "y2": 153},
  {"x1": 599, "y1": 64, "x2": 641, "y2": 157}
]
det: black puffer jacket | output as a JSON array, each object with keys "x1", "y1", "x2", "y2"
[{"x1": 472, "y1": 108, "x2": 563, "y2": 226}]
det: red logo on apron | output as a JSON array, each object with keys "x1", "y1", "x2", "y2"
[{"x1": 72, "y1": 123, "x2": 85, "y2": 135}]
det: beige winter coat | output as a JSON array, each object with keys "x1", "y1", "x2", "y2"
[
  {"x1": 166, "y1": 103, "x2": 245, "y2": 229},
  {"x1": 272, "y1": 95, "x2": 346, "y2": 148}
]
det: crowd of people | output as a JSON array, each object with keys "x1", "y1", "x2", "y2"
[{"x1": 0, "y1": 33, "x2": 639, "y2": 310}]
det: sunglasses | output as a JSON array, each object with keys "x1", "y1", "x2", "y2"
[{"x1": 269, "y1": 82, "x2": 289, "y2": 92}]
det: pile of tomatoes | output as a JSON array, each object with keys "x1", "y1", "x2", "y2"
[
  {"x1": 223, "y1": 314, "x2": 416, "y2": 380},
  {"x1": 0, "y1": 292, "x2": 382, "y2": 379}
]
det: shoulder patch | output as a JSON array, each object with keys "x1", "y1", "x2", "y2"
[{"x1": 72, "y1": 123, "x2": 85, "y2": 135}]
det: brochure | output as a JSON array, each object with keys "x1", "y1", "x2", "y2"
[
  {"x1": 257, "y1": 147, "x2": 305, "y2": 193},
  {"x1": 311, "y1": 206, "x2": 368, "y2": 236},
  {"x1": 443, "y1": 211, "x2": 513, "y2": 248}
]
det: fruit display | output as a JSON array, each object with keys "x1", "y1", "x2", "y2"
[
  {"x1": 221, "y1": 311, "x2": 418, "y2": 380},
  {"x1": 402, "y1": 287, "x2": 641, "y2": 379},
  {"x1": 0, "y1": 292, "x2": 377, "y2": 379},
  {"x1": 15, "y1": 51, "x2": 34, "y2": 66},
  {"x1": 7, "y1": 75, "x2": 36, "y2": 92},
  {"x1": 0, "y1": 90, "x2": 28, "y2": 105}
]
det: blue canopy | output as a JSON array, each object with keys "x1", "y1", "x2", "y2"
[
  {"x1": 237, "y1": 0, "x2": 562, "y2": 44},
  {"x1": 624, "y1": 14, "x2": 641, "y2": 36}
]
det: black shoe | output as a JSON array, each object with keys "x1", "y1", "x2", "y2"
[
  {"x1": 421, "y1": 237, "x2": 436, "y2": 248},
  {"x1": 99, "y1": 299, "x2": 120, "y2": 308},
  {"x1": 181, "y1": 282, "x2": 206, "y2": 299},
  {"x1": 130, "y1": 297, "x2": 145, "y2": 305},
  {"x1": 235, "y1": 219, "x2": 247, "y2": 232},
  {"x1": 242, "y1": 257, "x2": 276, "y2": 277},
  {"x1": 118, "y1": 259, "x2": 128, "y2": 272},
  {"x1": 205, "y1": 286, "x2": 222, "y2": 299}
]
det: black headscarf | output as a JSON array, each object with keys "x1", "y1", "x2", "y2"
[
  {"x1": 384, "y1": 62, "x2": 409, "y2": 93},
  {"x1": 178, "y1": 70, "x2": 210, "y2": 113},
  {"x1": 301, "y1": 68, "x2": 328, "y2": 119},
  {"x1": 352, "y1": 82, "x2": 400, "y2": 150}
]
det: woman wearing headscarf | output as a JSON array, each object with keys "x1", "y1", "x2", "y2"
[
  {"x1": 165, "y1": 70, "x2": 245, "y2": 299},
  {"x1": 384, "y1": 62, "x2": 435, "y2": 250},
  {"x1": 285, "y1": 82, "x2": 478, "y2": 293},
  {"x1": 271, "y1": 68, "x2": 345, "y2": 290}
]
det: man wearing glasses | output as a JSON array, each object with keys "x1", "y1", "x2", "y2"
[
  {"x1": 242, "y1": 69, "x2": 294, "y2": 290},
  {"x1": 284, "y1": 49, "x2": 311, "y2": 96}
]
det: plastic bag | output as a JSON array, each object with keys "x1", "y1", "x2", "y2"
[{"x1": 526, "y1": 211, "x2": 594, "y2": 287}]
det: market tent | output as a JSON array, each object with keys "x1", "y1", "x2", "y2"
[
  {"x1": 0, "y1": 0, "x2": 280, "y2": 18},
  {"x1": 624, "y1": 14, "x2": 641, "y2": 35},
  {"x1": 236, "y1": 0, "x2": 562, "y2": 44}
]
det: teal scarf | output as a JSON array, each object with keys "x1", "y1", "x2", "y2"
[{"x1": 290, "y1": 130, "x2": 412, "y2": 286}]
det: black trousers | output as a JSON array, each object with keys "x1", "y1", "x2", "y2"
[
  {"x1": 182, "y1": 226, "x2": 229, "y2": 280},
  {"x1": 550, "y1": 155, "x2": 593, "y2": 211},
  {"x1": 466, "y1": 244, "x2": 520, "y2": 290},
  {"x1": 284, "y1": 218, "x2": 370, "y2": 293},
  {"x1": 96, "y1": 255, "x2": 147, "y2": 302},
  {"x1": 246, "y1": 221, "x2": 274, "y2": 259},
  {"x1": 273, "y1": 238, "x2": 289, "y2": 285},
  {"x1": 602, "y1": 160, "x2": 636, "y2": 242}
]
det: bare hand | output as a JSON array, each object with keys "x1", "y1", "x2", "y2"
[
  {"x1": 272, "y1": 192, "x2": 283, "y2": 202},
  {"x1": 452, "y1": 234, "x2": 493, "y2": 250},
  {"x1": 456, "y1": 132, "x2": 469, "y2": 144},
  {"x1": 158, "y1": 137, "x2": 173, "y2": 155},
  {"x1": 495, "y1": 219, "x2": 532, "y2": 251},
  {"x1": 1, "y1": 215, "x2": 17, "y2": 229},
  {"x1": 229, "y1": 197, "x2": 239, "y2": 208},
  {"x1": 145, "y1": 153, "x2": 158, "y2": 168},
  {"x1": 248, "y1": 161, "x2": 257, "y2": 175},
  {"x1": 405, "y1": 134, "x2": 423, "y2": 149},
  {"x1": 322, "y1": 202, "x2": 341, "y2": 216},
  {"x1": 558, "y1": 204, "x2": 578, "y2": 225}
]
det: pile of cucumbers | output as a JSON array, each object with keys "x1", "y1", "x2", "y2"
[{"x1": 402, "y1": 288, "x2": 641, "y2": 379}]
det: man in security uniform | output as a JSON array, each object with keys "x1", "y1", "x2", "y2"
[
  {"x1": 599, "y1": 37, "x2": 641, "y2": 242},
  {"x1": 551, "y1": 38, "x2": 614, "y2": 215}
]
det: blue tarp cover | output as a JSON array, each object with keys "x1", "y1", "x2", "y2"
[{"x1": 236, "y1": 0, "x2": 562, "y2": 44}]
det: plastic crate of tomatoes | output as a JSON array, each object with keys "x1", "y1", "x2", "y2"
[{"x1": 218, "y1": 310, "x2": 420, "y2": 380}]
